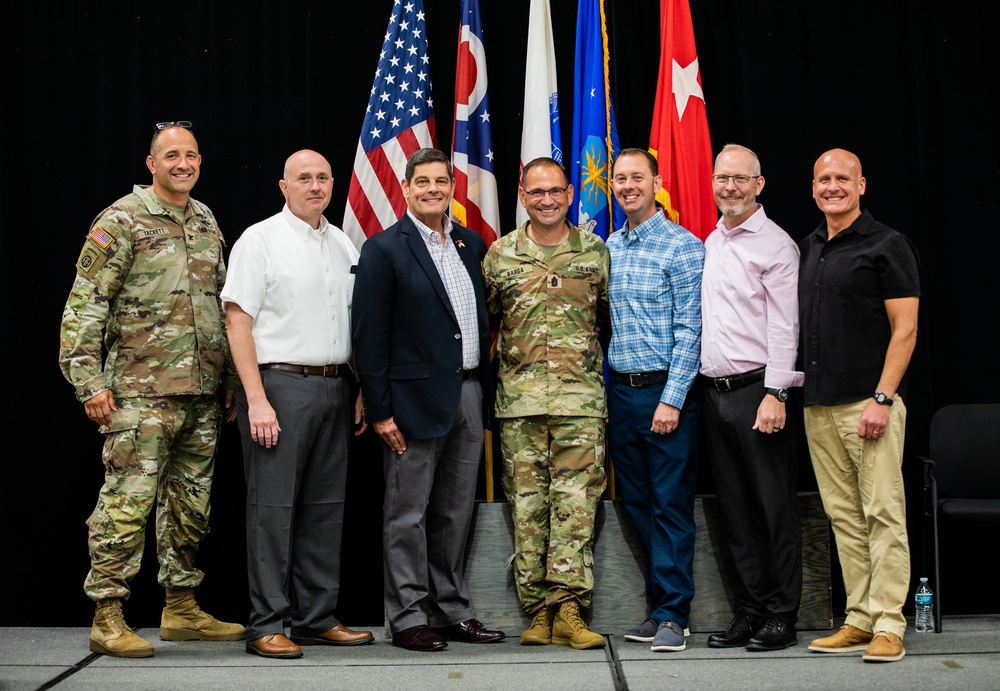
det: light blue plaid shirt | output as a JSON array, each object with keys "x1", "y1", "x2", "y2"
[
  {"x1": 606, "y1": 211, "x2": 705, "y2": 408},
  {"x1": 410, "y1": 211, "x2": 480, "y2": 370}
]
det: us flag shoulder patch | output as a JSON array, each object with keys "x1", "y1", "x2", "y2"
[{"x1": 89, "y1": 226, "x2": 114, "y2": 249}]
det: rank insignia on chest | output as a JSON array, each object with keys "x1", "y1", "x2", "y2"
[{"x1": 89, "y1": 226, "x2": 114, "y2": 249}]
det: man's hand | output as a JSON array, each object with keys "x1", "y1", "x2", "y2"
[
  {"x1": 249, "y1": 399, "x2": 281, "y2": 448},
  {"x1": 354, "y1": 391, "x2": 368, "y2": 436},
  {"x1": 652, "y1": 403, "x2": 681, "y2": 435},
  {"x1": 224, "y1": 390, "x2": 237, "y2": 423},
  {"x1": 374, "y1": 417, "x2": 407, "y2": 454},
  {"x1": 83, "y1": 390, "x2": 116, "y2": 427},
  {"x1": 753, "y1": 395, "x2": 786, "y2": 434},
  {"x1": 858, "y1": 399, "x2": 891, "y2": 440}
]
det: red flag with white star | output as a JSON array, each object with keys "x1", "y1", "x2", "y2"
[{"x1": 648, "y1": 0, "x2": 716, "y2": 241}]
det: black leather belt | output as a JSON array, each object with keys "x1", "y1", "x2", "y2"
[
  {"x1": 462, "y1": 369, "x2": 478, "y2": 380},
  {"x1": 702, "y1": 366, "x2": 765, "y2": 392},
  {"x1": 260, "y1": 363, "x2": 349, "y2": 378},
  {"x1": 612, "y1": 370, "x2": 669, "y2": 388}
]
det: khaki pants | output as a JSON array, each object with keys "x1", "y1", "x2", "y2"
[{"x1": 804, "y1": 396, "x2": 909, "y2": 638}]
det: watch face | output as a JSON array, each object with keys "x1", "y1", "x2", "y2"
[{"x1": 768, "y1": 388, "x2": 788, "y2": 402}]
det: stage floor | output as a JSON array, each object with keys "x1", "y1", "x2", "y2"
[{"x1": 3, "y1": 615, "x2": 998, "y2": 690}]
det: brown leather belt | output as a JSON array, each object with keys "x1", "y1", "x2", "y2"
[{"x1": 259, "y1": 363, "x2": 348, "y2": 378}]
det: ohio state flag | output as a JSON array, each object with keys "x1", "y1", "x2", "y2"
[{"x1": 649, "y1": 0, "x2": 716, "y2": 241}]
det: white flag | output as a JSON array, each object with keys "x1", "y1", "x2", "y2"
[{"x1": 516, "y1": 0, "x2": 563, "y2": 228}]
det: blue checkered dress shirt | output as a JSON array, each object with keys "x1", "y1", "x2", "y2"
[{"x1": 606, "y1": 211, "x2": 705, "y2": 408}]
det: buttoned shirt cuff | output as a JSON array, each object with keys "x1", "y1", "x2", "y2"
[
  {"x1": 764, "y1": 367, "x2": 804, "y2": 390},
  {"x1": 660, "y1": 381, "x2": 690, "y2": 410}
]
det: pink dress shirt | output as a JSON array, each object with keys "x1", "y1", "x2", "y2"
[{"x1": 699, "y1": 204, "x2": 804, "y2": 390}]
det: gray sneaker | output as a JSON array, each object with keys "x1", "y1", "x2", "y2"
[
  {"x1": 650, "y1": 620, "x2": 686, "y2": 652},
  {"x1": 624, "y1": 617, "x2": 658, "y2": 642}
]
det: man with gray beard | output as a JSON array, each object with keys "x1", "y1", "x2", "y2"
[{"x1": 698, "y1": 144, "x2": 803, "y2": 652}]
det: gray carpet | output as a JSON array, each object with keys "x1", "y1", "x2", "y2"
[{"x1": 3, "y1": 616, "x2": 999, "y2": 690}]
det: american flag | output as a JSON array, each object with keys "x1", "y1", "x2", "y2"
[
  {"x1": 450, "y1": 0, "x2": 499, "y2": 245},
  {"x1": 343, "y1": 0, "x2": 436, "y2": 250}
]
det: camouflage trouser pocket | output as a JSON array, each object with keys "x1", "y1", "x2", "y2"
[
  {"x1": 101, "y1": 408, "x2": 141, "y2": 471},
  {"x1": 85, "y1": 507, "x2": 110, "y2": 538}
]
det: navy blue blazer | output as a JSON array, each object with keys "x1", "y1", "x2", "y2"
[{"x1": 352, "y1": 214, "x2": 493, "y2": 440}]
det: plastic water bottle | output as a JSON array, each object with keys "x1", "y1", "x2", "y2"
[{"x1": 914, "y1": 577, "x2": 934, "y2": 632}]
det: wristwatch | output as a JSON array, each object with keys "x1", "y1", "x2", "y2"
[
  {"x1": 765, "y1": 388, "x2": 789, "y2": 402},
  {"x1": 873, "y1": 392, "x2": 894, "y2": 406}
]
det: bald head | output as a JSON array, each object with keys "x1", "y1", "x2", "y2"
[
  {"x1": 283, "y1": 149, "x2": 330, "y2": 180},
  {"x1": 279, "y1": 149, "x2": 333, "y2": 228},
  {"x1": 812, "y1": 148, "x2": 866, "y2": 235},
  {"x1": 814, "y1": 148, "x2": 862, "y2": 179}
]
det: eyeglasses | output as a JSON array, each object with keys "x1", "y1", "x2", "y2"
[
  {"x1": 712, "y1": 175, "x2": 759, "y2": 187},
  {"x1": 524, "y1": 186, "x2": 568, "y2": 201},
  {"x1": 154, "y1": 121, "x2": 193, "y2": 130}
]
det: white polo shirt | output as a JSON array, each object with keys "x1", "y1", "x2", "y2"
[{"x1": 221, "y1": 204, "x2": 359, "y2": 366}]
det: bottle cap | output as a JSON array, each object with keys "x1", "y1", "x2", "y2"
[{"x1": 920, "y1": 577, "x2": 928, "y2": 582}]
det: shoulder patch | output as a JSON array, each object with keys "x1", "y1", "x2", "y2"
[
  {"x1": 77, "y1": 224, "x2": 121, "y2": 279},
  {"x1": 89, "y1": 226, "x2": 114, "y2": 249}
]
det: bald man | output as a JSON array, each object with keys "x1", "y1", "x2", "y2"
[
  {"x1": 223, "y1": 150, "x2": 373, "y2": 659},
  {"x1": 798, "y1": 149, "x2": 919, "y2": 663}
]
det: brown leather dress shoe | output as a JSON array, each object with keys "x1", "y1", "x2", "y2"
[
  {"x1": 392, "y1": 625, "x2": 448, "y2": 652},
  {"x1": 245, "y1": 633, "x2": 303, "y2": 659},
  {"x1": 432, "y1": 618, "x2": 506, "y2": 643},
  {"x1": 291, "y1": 623, "x2": 375, "y2": 646}
]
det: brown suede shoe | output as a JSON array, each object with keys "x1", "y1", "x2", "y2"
[
  {"x1": 291, "y1": 624, "x2": 374, "y2": 646},
  {"x1": 808, "y1": 624, "x2": 873, "y2": 653},
  {"x1": 245, "y1": 633, "x2": 303, "y2": 659},
  {"x1": 862, "y1": 631, "x2": 906, "y2": 663}
]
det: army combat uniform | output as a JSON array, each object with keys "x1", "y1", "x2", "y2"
[
  {"x1": 483, "y1": 221, "x2": 609, "y2": 614},
  {"x1": 59, "y1": 184, "x2": 238, "y2": 602}
]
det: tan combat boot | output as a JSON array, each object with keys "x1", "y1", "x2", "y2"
[
  {"x1": 551, "y1": 600, "x2": 606, "y2": 650},
  {"x1": 160, "y1": 588, "x2": 245, "y2": 641},
  {"x1": 520, "y1": 607, "x2": 553, "y2": 645},
  {"x1": 90, "y1": 599, "x2": 154, "y2": 658}
]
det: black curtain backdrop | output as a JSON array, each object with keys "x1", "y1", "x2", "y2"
[{"x1": 2, "y1": 1, "x2": 997, "y2": 627}]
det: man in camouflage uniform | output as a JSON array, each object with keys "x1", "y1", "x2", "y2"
[
  {"x1": 483, "y1": 157, "x2": 609, "y2": 650},
  {"x1": 59, "y1": 121, "x2": 244, "y2": 658}
]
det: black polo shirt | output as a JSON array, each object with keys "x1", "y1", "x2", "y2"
[{"x1": 798, "y1": 209, "x2": 920, "y2": 407}]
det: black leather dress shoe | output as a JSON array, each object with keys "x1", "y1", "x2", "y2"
[
  {"x1": 432, "y1": 618, "x2": 506, "y2": 643},
  {"x1": 392, "y1": 625, "x2": 448, "y2": 652},
  {"x1": 707, "y1": 613, "x2": 761, "y2": 648},
  {"x1": 745, "y1": 616, "x2": 798, "y2": 652}
]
